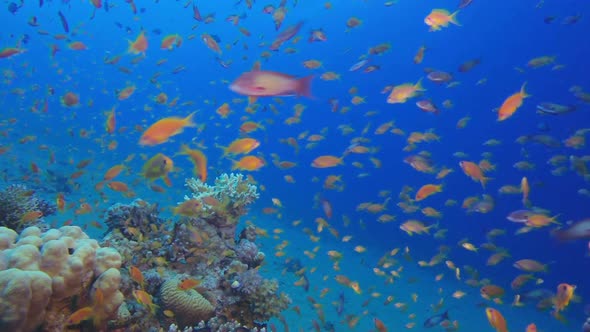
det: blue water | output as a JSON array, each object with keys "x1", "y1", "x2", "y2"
[{"x1": 1, "y1": 0, "x2": 590, "y2": 331}]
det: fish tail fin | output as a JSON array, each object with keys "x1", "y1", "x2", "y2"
[
  {"x1": 173, "y1": 144, "x2": 188, "y2": 159},
  {"x1": 415, "y1": 77, "x2": 426, "y2": 91},
  {"x1": 183, "y1": 111, "x2": 197, "y2": 127},
  {"x1": 520, "y1": 82, "x2": 531, "y2": 98},
  {"x1": 230, "y1": 158, "x2": 239, "y2": 171},
  {"x1": 296, "y1": 75, "x2": 314, "y2": 98},
  {"x1": 442, "y1": 310, "x2": 450, "y2": 321},
  {"x1": 215, "y1": 143, "x2": 229, "y2": 157},
  {"x1": 450, "y1": 11, "x2": 461, "y2": 26}
]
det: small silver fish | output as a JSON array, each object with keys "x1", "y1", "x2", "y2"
[
  {"x1": 507, "y1": 210, "x2": 535, "y2": 223},
  {"x1": 536, "y1": 102, "x2": 576, "y2": 115},
  {"x1": 349, "y1": 58, "x2": 369, "y2": 72},
  {"x1": 458, "y1": 0, "x2": 473, "y2": 9}
]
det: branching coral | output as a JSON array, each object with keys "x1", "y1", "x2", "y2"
[
  {"x1": 0, "y1": 226, "x2": 123, "y2": 332},
  {"x1": 185, "y1": 173, "x2": 259, "y2": 239},
  {"x1": 0, "y1": 184, "x2": 56, "y2": 232},
  {"x1": 185, "y1": 173, "x2": 259, "y2": 209}
]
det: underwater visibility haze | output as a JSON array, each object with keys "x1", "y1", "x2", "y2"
[{"x1": 1, "y1": 0, "x2": 590, "y2": 331}]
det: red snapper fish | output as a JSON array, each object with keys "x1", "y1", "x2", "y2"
[{"x1": 230, "y1": 68, "x2": 313, "y2": 98}]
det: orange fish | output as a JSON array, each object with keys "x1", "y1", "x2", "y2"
[
  {"x1": 75, "y1": 203, "x2": 92, "y2": 215},
  {"x1": 374, "y1": 317, "x2": 388, "y2": 332},
  {"x1": 129, "y1": 266, "x2": 145, "y2": 289},
  {"x1": 239, "y1": 121, "x2": 264, "y2": 134},
  {"x1": 480, "y1": 285, "x2": 505, "y2": 300},
  {"x1": 107, "y1": 181, "x2": 129, "y2": 192},
  {"x1": 386, "y1": 78, "x2": 425, "y2": 104},
  {"x1": 128, "y1": 31, "x2": 148, "y2": 55},
  {"x1": 232, "y1": 155, "x2": 265, "y2": 171},
  {"x1": 202, "y1": 33, "x2": 221, "y2": 54},
  {"x1": 0, "y1": 47, "x2": 25, "y2": 58},
  {"x1": 414, "y1": 46, "x2": 426, "y2": 64},
  {"x1": 178, "y1": 278, "x2": 201, "y2": 290},
  {"x1": 90, "y1": 0, "x2": 102, "y2": 8},
  {"x1": 173, "y1": 199, "x2": 202, "y2": 217},
  {"x1": 424, "y1": 9, "x2": 460, "y2": 31},
  {"x1": 521, "y1": 176, "x2": 530, "y2": 206},
  {"x1": 485, "y1": 307, "x2": 508, "y2": 332},
  {"x1": 107, "y1": 141, "x2": 119, "y2": 151},
  {"x1": 311, "y1": 155, "x2": 343, "y2": 168},
  {"x1": 20, "y1": 211, "x2": 43, "y2": 223},
  {"x1": 61, "y1": 92, "x2": 80, "y2": 107},
  {"x1": 553, "y1": 283, "x2": 575, "y2": 313},
  {"x1": 104, "y1": 164, "x2": 125, "y2": 181},
  {"x1": 68, "y1": 41, "x2": 88, "y2": 50},
  {"x1": 497, "y1": 82, "x2": 530, "y2": 121},
  {"x1": 117, "y1": 85, "x2": 136, "y2": 100},
  {"x1": 459, "y1": 161, "x2": 491, "y2": 188},
  {"x1": 56, "y1": 193, "x2": 66, "y2": 212},
  {"x1": 215, "y1": 103, "x2": 231, "y2": 118},
  {"x1": 179, "y1": 144, "x2": 207, "y2": 182},
  {"x1": 415, "y1": 184, "x2": 442, "y2": 201},
  {"x1": 321, "y1": 199, "x2": 333, "y2": 219},
  {"x1": 66, "y1": 306, "x2": 93, "y2": 325},
  {"x1": 161, "y1": 34, "x2": 182, "y2": 50},
  {"x1": 525, "y1": 323, "x2": 537, "y2": 332},
  {"x1": 105, "y1": 108, "x2": 116, "y2": 134},
  {"x1": 139, "y1": 112, "x2": 196, "y2": 146},
  {"x1": 219, "y1": 138, "x2": 260, "y2": 157},
  {"x1": 133, "y1": 289, "x2": 157, "y2": 314},
  {"x1": 30, "y1": 162, "x2": 40, "y2": 173}
]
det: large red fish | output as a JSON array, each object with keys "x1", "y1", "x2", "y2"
[{"x1": 230, "y1": 68, "x2": 313, "y2": 98}]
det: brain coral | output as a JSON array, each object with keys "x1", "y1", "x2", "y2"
[
  {"x1": 0, "y1": 226, "x2": 123, "y2": 332},
  {"x1": 160, "y1": 277, "x2": 215, "y2": 328}
]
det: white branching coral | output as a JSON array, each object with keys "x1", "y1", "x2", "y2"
[{"x1": 184, "y1": 173, "x2": 259, "y2": 210}]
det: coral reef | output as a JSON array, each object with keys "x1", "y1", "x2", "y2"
[
  {"x1": 226, "y1": 278, "x2": 291, "y2": 326},
  {"x1": 0, "y1": 225, "x2": 123, "y2": 332},
  {"x1": 160, "y1": 277, "x2": 215, "y2": 327},
  {"x1": 102, "y1": 173, "x2": 290, "y2": 331},
  {"x1": 104, "y1": 198, "x2": 165, "y2": 239},
  {"x1": 185, "y1": 173, "x2": 259, "y2": 239},
  {"x1": 0, "y1": 184, "x2": 56, "y2": 232}
]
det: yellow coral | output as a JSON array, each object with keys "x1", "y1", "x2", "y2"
[{"x1": 160, "y1": 278, "x2": 214, "y2": 327}]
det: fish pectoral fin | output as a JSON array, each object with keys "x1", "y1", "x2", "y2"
[{"x1": 163, "y1": 175, "x2": 172, "y2": 187}]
